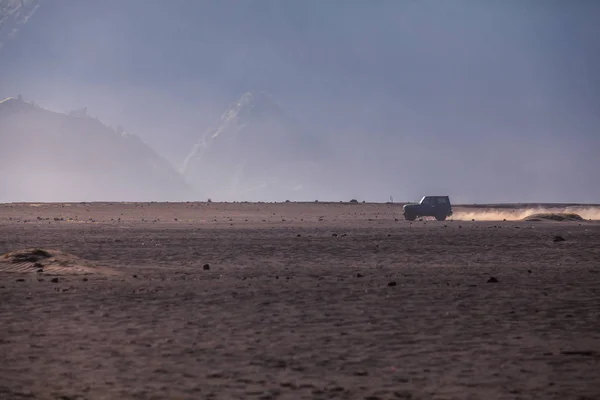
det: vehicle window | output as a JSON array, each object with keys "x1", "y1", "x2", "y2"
[{"x1": 437, "y1": 198, "x2": 447, "y2": 204}]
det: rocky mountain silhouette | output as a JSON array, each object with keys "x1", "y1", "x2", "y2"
[
  {"x1": 183, "y1": 92, "x2": 331, "y2": 201},
  {"x1": 0, "y1": 97, "x2": 195, "y2": 202}
]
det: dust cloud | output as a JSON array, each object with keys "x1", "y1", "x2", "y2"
[{"x1": 451, "y1": 207, "x2": 600, "y2": 221}]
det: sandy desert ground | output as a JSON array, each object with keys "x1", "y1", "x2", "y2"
[{"x1": 0, "y1": 202, "x2": 599, "y2": 400}]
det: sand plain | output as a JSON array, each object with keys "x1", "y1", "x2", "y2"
[{"x1": 0, "y1": 202, "x2": 599, "y2": 400}]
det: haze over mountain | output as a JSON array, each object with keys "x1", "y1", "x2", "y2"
[
  {"x1": 0, "y1": 97, "x2": 194, "y2": 202},
  {"x1": 183, "y1": 91, "x2": 338, "y2": 201},
  {"x1": 1, "y1": 0, "x2": 598, "y2": 203}
]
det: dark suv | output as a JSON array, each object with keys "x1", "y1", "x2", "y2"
[{"x1": 402, "y1": 196, "x2": 453, "y2": 221}]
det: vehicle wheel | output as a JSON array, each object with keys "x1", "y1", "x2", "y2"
[
  {"x1": 435, "y1": 215, "x2": 447, "y2": 221},
  {"x1": 405, "y1": 214, "x2": 416, "y2": 221}
]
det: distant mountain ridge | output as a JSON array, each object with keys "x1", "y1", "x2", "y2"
[
  {"x1": 0, "y1": 97, "x2": 195, "y2": 202},
  {"x1": 182, "y1": 92, "x2": 332, "y2": 201},
  {"x1": 0, "y1": 92, "x2": 342, "y2": 202}
]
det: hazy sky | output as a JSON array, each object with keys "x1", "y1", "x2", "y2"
[{"x1": 1, "y1": 0, "x2": 599, "y2": 203}]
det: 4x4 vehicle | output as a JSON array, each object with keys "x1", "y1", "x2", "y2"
[{"x1": 402, "y1": 196, "x2": 453, "y2": 221}]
